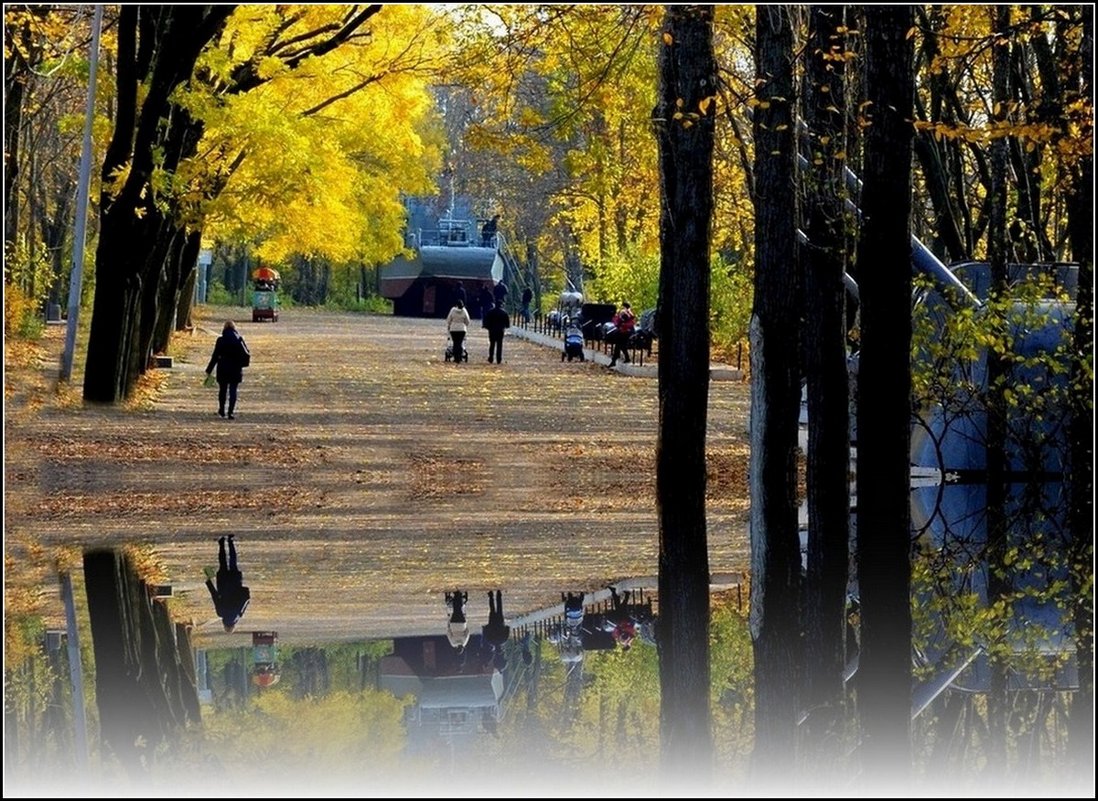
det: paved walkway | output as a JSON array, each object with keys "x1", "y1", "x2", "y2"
[{"x1": 5, "y1": 307, "x2": 752, "y2": 645}]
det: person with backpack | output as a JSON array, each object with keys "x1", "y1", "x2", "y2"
[{"x1": 205, "y1": 320, "x2": 251, "y2": 419}]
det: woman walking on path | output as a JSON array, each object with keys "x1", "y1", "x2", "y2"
[{"x1": 205, "y1": 320, "x2": 251, "y2": 418}]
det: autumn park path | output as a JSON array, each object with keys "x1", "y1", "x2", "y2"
[{"x1": 5, "y1": 307, "x2": 752, "y2": 646}]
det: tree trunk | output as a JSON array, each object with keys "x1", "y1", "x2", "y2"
[
  {"x1": 854, "y1": 5, "x2": 915, "y2": 782},
  {"x1": 4, "y1": 56, "x2": 24, "y2": 252},
  {"x1": 152, "y1": 231, "x2": 188, "y2": 355},
  {"x1": 653, "y1": 3, "x2": 716, "y2": 781},
  {"x1": 748, "y1": 3, "x2": 803, "y2": 776},
  {"x1": 174, "y1": 231, "x2": 202, "y2": 333},
  {"x1": 802, "y1": 6, "x2": 851, "y2": 749},
  {"x1": 82, "y1": 5, "x2": 234, "y2": 402}
]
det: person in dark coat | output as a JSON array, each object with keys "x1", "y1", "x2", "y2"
[
  {"x1": 205, "y1": 320, "x2": 251, "y2": 419},
  {"x1": 521, "y1": 287, "x2": 533, "y2": 325},
  {"x1": 482, "y1": 590, "x2": 511, "y2": 670},
  {"x1": 206, "y1": 536, "x2": 250, "y2": 632},
  {"x1": 482, "y1": 300, "x2": 511, "y2": 364},
  {"x1": 482, "y1": 590, "x2": 511, "y2": 647},
  {"x1": 493, "y1": 280, "x2": 508, "y2": 306},
  {"x1": 455, "y1": 281, "x2": 467, "y2": 306},
  {"x1": 480, "y1": 214, "x2": 500, "y2": 247},
  {"x1": 477, "y1": 285, "x2": 495, "y2": 320}
]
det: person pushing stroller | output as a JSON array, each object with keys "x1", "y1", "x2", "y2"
[{"x1": 562, "y1": 320, "x2": 585, "y2": 362}]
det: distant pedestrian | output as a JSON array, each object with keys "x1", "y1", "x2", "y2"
[
  {"x1": 481, "y1": 214, "x2": 500, "y2": 247},
  {"x1": 205, "y1": 536, "x2": 250, "y2": 632},
  {"x1": 608, "y1": 302, "x2": 636, "y2": 367},
  {"x1": 455, "y1": 281, "x2": 467, "y2": 306},
  {"x1": 493, "y1": 280, "x2": 508, "y2": 306},
  {"x1": 446, "y1": 300, "x2": 471, "y2": 366},
  {"x1": 205, "y1": 320, "x2": 251, "y2": 419},
  {"x1": 482, "y1": 301, "x2": 511, "y2": 364},
  {"x1": 521, "y1": 287, "x2": 533, "y2": 326},
  {"x1": 478, "y1": 285, "x2": 495, "y2": 320}
]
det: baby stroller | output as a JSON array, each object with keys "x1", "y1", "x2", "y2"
[
  {"x1": 562, "y1": 324, "x2": 585, "y2": 362},
  {"x1": 445, "y1": 333, "x2": 468, "y2": 363}
]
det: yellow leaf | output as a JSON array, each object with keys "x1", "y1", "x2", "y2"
[
  {"x1": 906, "y1": 26, "x2": 917, "y2": 39},
  {"x1": 682, "y1": 119, "x2": 694, "y2": 129},
  {"x1": 699, "y1": 96, "x2": 713, "y2": 114},
  {"x1": 820, "y1": 135, "x2": 831, "y2": 146},
  {"x1": 663, "y1": 32, "x2": 673, "y2": 45},
  {"x1": 676, "y1": 97, "x2": 684, "y2": 108}
]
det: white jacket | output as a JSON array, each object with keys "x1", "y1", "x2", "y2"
[{"x1": 446, "y1": 306, "x2": 471, "y2": 332}]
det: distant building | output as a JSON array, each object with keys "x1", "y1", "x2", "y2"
[{"x1": 380, "y1": 197, "x2": 504, "y2": 318}]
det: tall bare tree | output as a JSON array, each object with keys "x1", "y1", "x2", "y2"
[{"x1": 653, "y1": 3, "x2": 716, "y2": 782}]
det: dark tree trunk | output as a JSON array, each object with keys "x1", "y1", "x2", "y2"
[
  {"x1": 2, "y1": 8, "x2": 44, "y2": 251},
  {"x1": 653, "y1": 3, "x2": 716, "y2": 781},
  {"x1": 1066, "y1": 4, "x2": 1094, "y2": 775},
  {"x1": 854, "y1": 5, "x2": 915, "y2": 781},
  {"x1": 4, "y1": 57, "x2": 24, "y2": 252},
  {"x1": 748, "y1": 3, "x2": 803, "y2": 775},
  {"x1": 802, "y1": 6, "x2": 851, "y2": 747},
  {"x1": 82, "y1": 5, "x2": 235, "y2": 402}
]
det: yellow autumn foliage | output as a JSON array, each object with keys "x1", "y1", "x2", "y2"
[{"x1": 180, "y1": 5, "x2": 448, "y2": 265}]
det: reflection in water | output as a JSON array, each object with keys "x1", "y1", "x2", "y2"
[
  {"x1": 203, "y1": 535, "x2": 250, "y2": 633},
  {"x1": 6, "y1": 536, "x2": 1086, "y2": 796},
  {"x1": 82, "y1": 548, "x2": 201, "y2": 775}
]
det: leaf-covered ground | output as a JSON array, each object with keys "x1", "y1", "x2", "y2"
[{"x1": 4, "y1": 306, "x2": 752, "y2": 645}]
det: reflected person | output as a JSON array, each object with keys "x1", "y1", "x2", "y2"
[
  {"x1": 445, "y1": 590, "x2": 470, "y2": 652},
  {"x1": 206, "y1": 536, "x2": 250, "y2": 632},
  {"x1": 482, "y1": 590, "x2": 511, "y2": 669}
]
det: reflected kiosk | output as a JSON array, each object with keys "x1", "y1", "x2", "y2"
[{"x1": 252, "y1": 630, "x2": 281, "y2": 688}]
